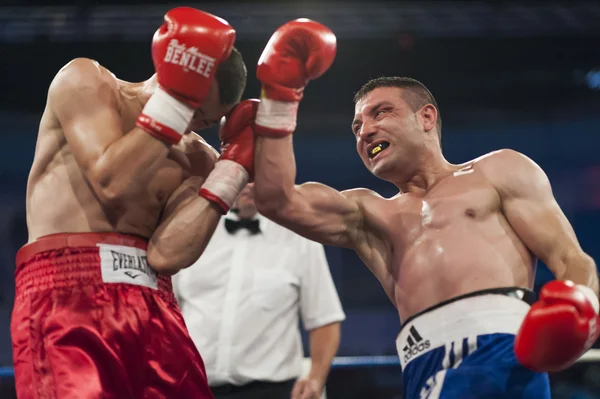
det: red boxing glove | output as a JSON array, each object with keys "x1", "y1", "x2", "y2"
[
  {"x1": 137, "y1": 7, "x2": 236, "y2": 144},
  {"x1": 199, "y1": 99, "x2": 258, "y2": 213},
  {"x1": 515, "y1": 280, "x2": 600, "y2": 372},
  {"x1": 152, "y1": 7, "x2": 235, "y2": 108},
  {"x1": 218, "y1": 99, "x2": 258, "y2": 177},
  {"x1": 254, "y1": 19, "x2": 336, "y2": 137}
]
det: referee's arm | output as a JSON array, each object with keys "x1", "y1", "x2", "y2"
[
  {"x1": 306, "y1": 321, "x2": 341, "y2": 387},
  {"x1": 296, "y1": 240, "x2": 346, "y2": 398}
]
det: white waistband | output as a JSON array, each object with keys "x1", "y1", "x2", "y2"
[{"x1": 396, "y1": 294, "x2": 530, "y2": 369}]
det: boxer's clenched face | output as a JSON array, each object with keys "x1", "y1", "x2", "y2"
[
  {"x1": 189, "y1": 80, "x2": 235, "y2": 132},
  {"x1": 352, "y1": 87, "x2": 432, "y2": 182}
]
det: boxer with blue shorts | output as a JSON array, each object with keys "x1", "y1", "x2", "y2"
[
  {"x1": 248, "y1": 29, "x2": 600, "y2": 396},
  {"x1": 399, "y1": 289, "x2": 550, "y2": 399}
]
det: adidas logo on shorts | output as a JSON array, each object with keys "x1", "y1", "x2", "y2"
[{"x1": 403, "y1": 326, "x2": 431, "y2": 362}]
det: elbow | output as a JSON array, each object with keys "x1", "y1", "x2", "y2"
[
  {"x1": 254, "y1": 197, "x2": 278, "y2": 218},
  {"x1": 147, "y1": 240, "x2": 200, "y2": 276},
  {"x1": 147, "y1": 251, "x2": 185, "y2": 277},
  {"x1": 88, "y1": 161, "x2": 128, "y2": 205},
  {"x1": 98, "y1": 185, "x2": 125, "y2": 206},
  {"x1": 582, "y1": 253, "x2": 599, "y2": 286},
  {"x1": 254, "y1": 193, "x2": 286, "y2": 219},
  {"x1": 253, "y1": 185, "x2": 292, "y2": 219},
  {"x1": 551, "y1": 249, "x2": 598, "y2": 287}
]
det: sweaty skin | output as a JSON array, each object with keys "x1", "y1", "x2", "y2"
[
  {"x1": 254, "y1": 86, "x2": 597, "y2": 322},
  {"x1": 26, "y1": 58, "x2": 234, "y2": 274}
]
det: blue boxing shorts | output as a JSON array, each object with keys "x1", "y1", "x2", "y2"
[{"x1": 397, "y1": 288, "x2": 551, "y2": 399}]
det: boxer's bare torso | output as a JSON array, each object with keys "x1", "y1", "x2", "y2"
[
  {"x1": 254, "y1": 84, "x2": 581, "y2": 324},
  {"x1": 26, "y1": 59, "x2": 218, "y2": 242},
  {"x1": 344, "y1": 151, "x2": 535, "y2": 322}
]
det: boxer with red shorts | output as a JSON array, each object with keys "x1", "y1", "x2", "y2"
[{"x1": 11, "y1": 7, "x2": 258, "y2": 398}]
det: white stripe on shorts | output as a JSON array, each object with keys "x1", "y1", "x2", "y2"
[
  {"x1": 420, "y1": 370, "x2": 448, "y2": 399},
  {"x1": 397, "y1": 294, "x2": 530, "y2": 369}
]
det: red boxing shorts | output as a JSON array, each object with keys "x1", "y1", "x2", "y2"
[{"x1": 11, "y1": 232, "x2": 214, "y2": 399}]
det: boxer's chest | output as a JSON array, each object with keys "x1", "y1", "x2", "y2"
[{"x1": 377, "y1": 171, "x2": 500, "y2": 246}]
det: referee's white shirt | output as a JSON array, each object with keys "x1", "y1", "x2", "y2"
[{"x1": 173, "y1": 212, "x2": 346, "y2": 387}]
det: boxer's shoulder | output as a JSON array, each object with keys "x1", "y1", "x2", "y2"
[
  {"x1": 473, "y1": 149, "x2": 548, "y2": 196},
  {"x1": 341, "y1": 187, "x2": 385, "y2": 204},
  {"x1": 449, "y1": 149, "x2": 535, "y2": 183},
  {"x1": 52, "y1": 58, "x2": 118, "y2": 91},
  {"x1": 470, "y1": 149, "x2": 534, "y2": 171},
  {"x1": 341, "y1": 188, "x2": 392, "y2": 226},
  {"x1": 49, "y1": 58, "x2": 119, "y2": 105}
]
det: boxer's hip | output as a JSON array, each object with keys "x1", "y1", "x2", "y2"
[
  {"x1": 397, "y1": 287, "x2": 550, "y2": 399},
  {"x1": 11, "y1": 233, "x2": 211, "y2": 398},
  {"x1": 15, "y1": 232, "x2": 173, "y2": 300}
]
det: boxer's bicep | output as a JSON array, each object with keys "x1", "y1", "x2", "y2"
[
  {"x1": 503, "y1": 186, "x2": 578, "y2": 270},
  {"x1": 283, "y1": 185, "x2": 391, "y2": 288},
  {"x1": 492, "y1": 151, "x2": 585, "y2": 278},
  {"x1": 50, "y1": 59, "x2": 123, "y2": 175},
  {"x1": 269, "y1": 182, "x2": 364, "y2": 248},
  {"x1": 254, "y1": 136, "x2": 364, "y2": 248}
]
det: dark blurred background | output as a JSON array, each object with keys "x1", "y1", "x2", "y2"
[{"x1": 1, "y1": 0, "x2": 600, "y2": 398}]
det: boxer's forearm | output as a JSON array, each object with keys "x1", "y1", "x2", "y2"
[
  {"x1": 307, "y1": 322, "x2": 340, "y2": 385},
  {"x1": 92, "y1": 129, "x2": 171, "y2": 203},
  {"x1": 147, "y1": 198, "x2": 222, "y2": 275},
  {"x1": 253, "y1": 136, "x2": 297, "y2": 213}
]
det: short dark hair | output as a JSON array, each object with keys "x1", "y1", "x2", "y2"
[
  {"x1": 354, "y1": 76, "x2": 442, "y2": 141},
  {"x1": 215, "y1": 47, "x2": 247, "y2": 105}
]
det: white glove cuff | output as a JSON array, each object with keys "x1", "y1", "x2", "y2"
[
  {"x1": 255, "y1": 97, "x2": 299, "y2": 133},
  {"x1": 200, "y1": 160, "x2": 249, "y2": 211},
  {"x1": 139, "y1": 87, "x2": 194, "y2": 137}
]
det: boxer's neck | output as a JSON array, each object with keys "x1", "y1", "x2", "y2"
[{"x1": 396, "y1": 142, "x2": 456, "y2": 195}]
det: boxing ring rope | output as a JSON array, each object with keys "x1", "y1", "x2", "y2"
[
  {"x1": 1, "y1": 350, "x2": 600, "y2": 378},
  {"x1": 0, "y1": 367, "x2": 13, "y2": 378}
]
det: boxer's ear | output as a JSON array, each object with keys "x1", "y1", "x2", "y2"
[{"x1": 419, "y1": 104, "x2": 437, "y2": 133}]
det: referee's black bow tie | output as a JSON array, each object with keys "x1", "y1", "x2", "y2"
[{"x1": 225, "y1": 218, "x2": 261, "y2": 235}]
